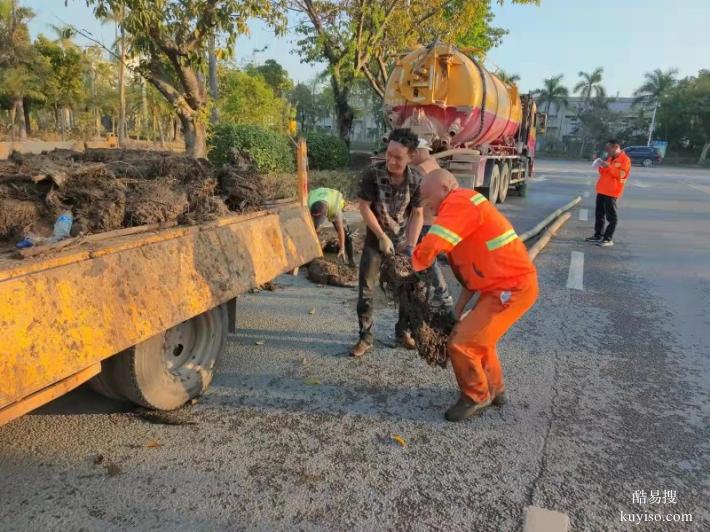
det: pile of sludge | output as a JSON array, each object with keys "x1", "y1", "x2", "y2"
[
  {"x1": 380, "y1": 254, "x2": 457, "y2": 368},
  {"x1": 0, "y1": 147, "x2": 270, "y2": 243}
]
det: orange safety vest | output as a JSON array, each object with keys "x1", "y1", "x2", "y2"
[
  {"x1": 596, "y1": 151, "x2": 631, "y2": 198},
  {"x1": 412, "y1": 189, "x2": 536, "y2": 293}
]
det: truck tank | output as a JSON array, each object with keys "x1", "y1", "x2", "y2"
[{"x1": 384, "y1": 42, "x2": 523, "y2": 150}]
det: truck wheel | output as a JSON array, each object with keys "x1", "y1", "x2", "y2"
[
  {"x1": 110, "y1": 304, "x2": 229, "y2": 410},
  {"x1": 482, "y1": 163, "x2": 501, "y2": 204},
  {"x1": 88, "y1": 369, "x2": 126, "y2": 402},
  {"x1": 498, "y1": 163, "x2": 511, "y2": 203},
  {"x1": 642, "y1": 158, "x2": 652, "y2": 167}
]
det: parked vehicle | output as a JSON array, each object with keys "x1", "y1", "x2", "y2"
[
  {"x1": 383, "y1": 42, "x2": 546, "y2": 202},
  {"x1": 624, "y1": 145, "x2": 663, "y2": 167}
]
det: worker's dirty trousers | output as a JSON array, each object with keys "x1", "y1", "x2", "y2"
[{"x1": 448, "y1": 278, "x2": 539, "y2": 403}]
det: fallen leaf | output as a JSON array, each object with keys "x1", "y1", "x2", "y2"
[
  {"x1": 146, "y1": 439, "x2": 162, "y2": 449},
  {"x1": 308, "y1": 307, "x2": 316, "y2": 315},
  {"x1": 105, "y1": 462, "x2": 122, "y2": 477},
  {"x1": 255, "y1": 340, "x2": 265, "y2": 345},
  {"x1": 304, "y1": 377, "x2": 320, "y2": 385},
  {"x1": 93, "y1": 454, "x2": 104, "y2": 465},
  {"x1": 391, "y1": 434, "x2": 407, "y2": 447}
]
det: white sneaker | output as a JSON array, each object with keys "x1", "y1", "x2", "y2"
[{"x1": 598, "y1": 239, "x2": 614, "y2": 247}]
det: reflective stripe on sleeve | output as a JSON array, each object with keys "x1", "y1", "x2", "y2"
[
  {"x1": 486, "y1": 228, "x2": 518, "y2": 251},
  {"x1": 470, "y1": 194, "x2": 487, "y2": 206},
  {"x1": 428, "y1": 224, "x2": 462, "y2": 246}
]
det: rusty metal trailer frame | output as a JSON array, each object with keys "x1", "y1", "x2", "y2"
[{"x1": 0, "y1": 139, "x2": 320, "y2": 425}]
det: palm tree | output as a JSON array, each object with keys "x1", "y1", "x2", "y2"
[
  {"x1": 574, "y1": 68, "x2": 605, "y2": 104},
  {"x1": 633, "y1": 68, "x2": 678, "y2": 106},
  {"x1": 49, "y1": 24, "x2": 78, "y2": 51},
  {"x1": 534, "y1": 75, "x2": 569, "y2": 140},
  {"x1": 496, "y1": 69, "x2": 520, "y2": 86}
]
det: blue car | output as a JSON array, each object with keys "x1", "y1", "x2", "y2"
[{"x1": 623, "y1": 145, "x2": 663, "y2": 167}]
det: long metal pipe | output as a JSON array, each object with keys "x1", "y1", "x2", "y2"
[
  {"x1": 520, "y1": 196, "x2": 581, "y2": 243},
  {"x1": 527, "y1": 212, "x2": 572, "y2": 261}
]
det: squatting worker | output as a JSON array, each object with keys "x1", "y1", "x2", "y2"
[
  {"x1": 410, "y1": 137, "x2": 454, "y2": 314},
  {"x1": 411, "y1": 169, "x2": 538, "y2": 422},
  {"x1": 586, "y1": 139, "x2": 631, "y2": 247},
  {"x1": 308, "y1": 187, "x2": 356, "y2": 266},
  {"x1": 350, "y1": 128, "x2": 424, "y2": 358}
]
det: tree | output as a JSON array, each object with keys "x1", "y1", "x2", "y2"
[
  {"x1": 0, "y1": 0, "x2": 41, "y2": 139},
  {"x1": 85, "y1": 0, "x2": 287, "y2": 158},
  {"x1": 496, "y1": 69, "x2": 520, "y2": 85},
  {"x1": 217, "y1": 68, "x2": 289, "y2": 131},
  {"x1": 633, "y1": 68, "x2": 678, "y2": 107},
  {"x1": 535, "y1": 74, "x2": 569, "y2": 114},
  {"x1": 292, "y1": 0, "x2": 539, "y2": 144},
  {"x1": 574, "y1": 67, "x2": 605, "y2": 105},
  {"x1": 34, "y1": 35, "x2": 86, "y2": 137},
  {"x1": 246, "y1": 59, "x2": 293, "y2": 98}
]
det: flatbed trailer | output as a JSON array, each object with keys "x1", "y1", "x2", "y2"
[{"x1": 0, "y1": 145, "x2": 321, "y2": 425}]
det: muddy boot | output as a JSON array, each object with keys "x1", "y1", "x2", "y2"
[
  {"x1": 445, "y1": 395, "x2": 492, "y2": 422},
  {"x1": 350, "y1": 338, "x2": 372, "y2": 358},
  {"x1": 396, "y1": 331, "x2": 416, "y2": 350},
  {"x1": 492, "y1": 391, "x2": 508, "y2": 407}
]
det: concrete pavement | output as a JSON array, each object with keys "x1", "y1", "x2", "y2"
[{"x1": 0, "y1": 160, "x2": 707, "y2": 531}]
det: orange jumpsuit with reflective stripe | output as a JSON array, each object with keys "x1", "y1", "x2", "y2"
[{"x1": 412, "y1": 188, "x2": 539, "y2": 403}]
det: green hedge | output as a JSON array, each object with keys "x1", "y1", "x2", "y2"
[
  {"x1": 306, "y1": 131, "x2": 350, "y2": 170},
  {"x1": 208, "y1": 123, "x2": 294, "y2": 173}
]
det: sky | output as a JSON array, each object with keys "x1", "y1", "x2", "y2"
[{"x1": 26, "y1": 0, "x2": 710, "y2": 97}]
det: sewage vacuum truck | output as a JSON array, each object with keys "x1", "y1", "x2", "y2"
[{"x1": 384, "y1": 42, "x2": 545, "y2": 202}]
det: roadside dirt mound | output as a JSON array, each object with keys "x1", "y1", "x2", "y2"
[
  {"x1": 124, "y1": 178, "x2": 189, "y2": 226},
  {"x1": 307, "y1": 258, "x2": 358, "y2": 287},
  {"x1": 0, "y1": 148, "x2": 279, "y2": 246},
  {"x1": 47, "y1": 164, "x2": 127, "y2": 233},
  {"x1": 380, "y1": 254, "x2": 455, "y2": 367},
  {"x1": 217, "y1": 166, "x2": 266, "y2": 212}
]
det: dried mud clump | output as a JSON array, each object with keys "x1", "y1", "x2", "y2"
[{"x1": 380, "y1": 254, "x2": 455, "y2": 367}]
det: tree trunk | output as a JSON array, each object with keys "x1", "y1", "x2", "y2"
[
  {"x1": 12, "y1": 98, "x2": 27, "y2": 140},
  {"x1": 117, "y1": 9, "x2": 127, "y2": 147},
  {"x1": 331, "y1": 75, "x2": 354, "y2": 146},
  {"x1": 23, "y1": 97, "x2": 31, "y2": 136},
  {"x1": 699, "y1": 143, "x2": 710, "y2": 165},
  {"x1": 180, "y1": 114, "x2": 207, "y2": 158},
  {"x1": 208, "y1": 35, "x2": 219, "y2": 124},
  {"x1": 157, "y1": 115, "x2": 166, "y2": 148}
]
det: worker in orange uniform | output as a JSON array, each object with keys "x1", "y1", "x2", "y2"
[
  {"x1": 412, "y1": 169, "x2": 538, "y2": 422},
  {"x1": 585, "y1": 139, "x2": 632, "y2": 247}
]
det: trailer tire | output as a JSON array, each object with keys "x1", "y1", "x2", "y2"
[
  {"x1": 481, "y1": 163, "x2": 501, "y2": 204},
  {"x1": 88, "y1": 368, "x2": 126, "y2": 402},
  {"x1": 498, "y1": 163, "x2": 511, "y2": 203},
  {"x1": 110, "y1": 304, "x2": 229, "y2": 410}
]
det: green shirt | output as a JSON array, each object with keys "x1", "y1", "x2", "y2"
[{"x1": 308, "y1": 188, "x2": 345, "y2": 222}]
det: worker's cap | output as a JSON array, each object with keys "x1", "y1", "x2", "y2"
[
  {"x1": 310, "y1": 201, "x2": 328, "y2": 229},
  {"x1": 417, "y1": 137, "x2": 432, "y2": 151}
]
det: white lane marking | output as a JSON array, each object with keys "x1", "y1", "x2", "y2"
[
  {"x1": 583, "y1": 191, "x2": 590, "y2": 198},
  {"x1": 530, "y1": 174, "x2": 547, "y2": 182},
  {"x1": 689, "y1": 183, "x2": 710, "y2": 195},
  {"x1": 585, "y1": 179, "x2": 591, "y2": 185},
  {"x1": 579, "y1": 208, "x2": 588, "y2": 221},
  {"x1": 566, "y1": 251, "x2": 584, "y2": 291}
]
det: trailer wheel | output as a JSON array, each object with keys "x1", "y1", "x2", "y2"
[
  {"x1": 498, "y1": 163, "x2": 511, "y2": 203},
  {"x1": 482, "y1": 163, "x2": 501, "y2": 204},
  {"x1": 88, "y1": 369, "x2": 126, "y2": 402},
  {"x1": 110, "y1": 304, "x2": 229, "y2": 410}
]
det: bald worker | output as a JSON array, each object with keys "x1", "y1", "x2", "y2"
[{"x1": 411, "y1": 169, "x2": 538, "y2": 421}]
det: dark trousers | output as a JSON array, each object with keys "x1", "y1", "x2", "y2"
[
  {"x1": 594, "y1": 193, "x2": 618, "y2": 240},
  {"x1": 357, "y1": 242, "x2": 408, "y2": 344}
]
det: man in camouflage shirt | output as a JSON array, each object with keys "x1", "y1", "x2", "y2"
[{"x1": 350, "y1": 128, "x2": 424, "y2": 357}]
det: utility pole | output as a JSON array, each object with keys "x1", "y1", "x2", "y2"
[{"x1": 647, "y1": 101, "x2": 658, "y2": 146}]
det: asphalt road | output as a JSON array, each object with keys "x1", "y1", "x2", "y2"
[{"x1": 1, "y1": 159, "x2": 708, "y2": 531}]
